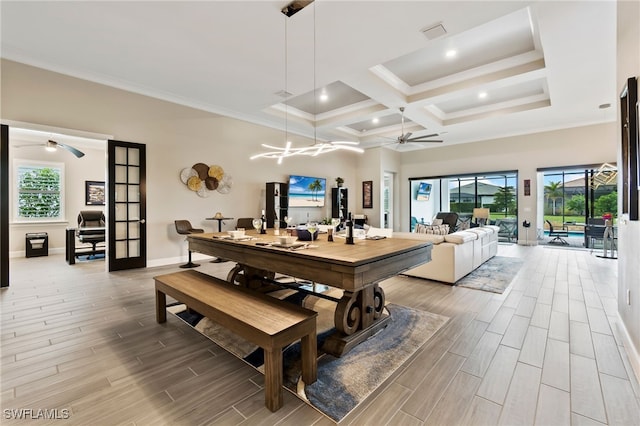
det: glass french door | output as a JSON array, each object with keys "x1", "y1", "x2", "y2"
[{"x1": 108, "y1": 140, "x2": 146, "y2": 271}]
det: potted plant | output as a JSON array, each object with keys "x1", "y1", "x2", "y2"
[{"x1": 335, "y1": 177, "x2": 344, "y2": 187}]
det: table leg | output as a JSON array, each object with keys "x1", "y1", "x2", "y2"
[{"x1": 324, "y1": 283, "x2": 389, "y2": 357}]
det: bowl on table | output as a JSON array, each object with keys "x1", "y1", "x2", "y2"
[
  {"x1": 276, "y1": 235, "x2": 297, "y2": 247},
  {"x1": 227, "y1": 230, "x2": 245, "y2": 239}
]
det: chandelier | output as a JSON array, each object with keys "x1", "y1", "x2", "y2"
[
  {"x1": 250, "y1": 0, "x2": 363, "y2": 163},
  {"x1": 251, "y1": 141, "x2": 363, "y2": 164}
]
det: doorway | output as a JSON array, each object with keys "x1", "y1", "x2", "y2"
[{"x1": 383, "y1": 172, "x2": 394, "y2": 229}]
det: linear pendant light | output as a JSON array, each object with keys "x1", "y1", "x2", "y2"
[{"x1": 250, "y1": 0, "x2": 362, "y2": 163}]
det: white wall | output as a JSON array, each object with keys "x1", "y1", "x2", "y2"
[
  {"x1": 616, "y1": 0, "x2": 640, "y2": 382},
  {"x1": 1, "y1": 59, "x2": 360, "y2": 265}
]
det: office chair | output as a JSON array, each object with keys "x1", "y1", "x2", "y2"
[{"x1": 77, "y1": 210, "x2": 106, "y2": 258}]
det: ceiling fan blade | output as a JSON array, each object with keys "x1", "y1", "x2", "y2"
[
  {"x1": 408, "y1": 139, "x2": 444, "y2": 143},
  {"x1": 330, "y1": 141, "x2": 359, "y2": 145},
  {"x1": 406, "y1": 132, "x2": 443, "y2": 143},
  {"x1": 407, "y1": 133, "x2": 439, "y2": 141},
  {"x1": 51, "y1": 140, "x2": 85, "y2": 158}
]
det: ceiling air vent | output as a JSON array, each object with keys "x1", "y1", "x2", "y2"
[{"x1": 422, "y1": 23, "x2": 447, "y2": 40}]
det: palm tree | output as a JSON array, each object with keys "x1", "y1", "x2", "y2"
[
  {"x1": 308, "y1": 179, "x2": 323, "y2": 201},
  {"x1": 545, "y1": 181, "x2": 563, "y2": 215}
]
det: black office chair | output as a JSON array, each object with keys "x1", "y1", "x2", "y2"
[
  {"x1": 174, "y1": 220, "x2": 204, "y2": 268},
  {"x1": 77, "y1": 210, "x2": 106, "y2": 258},
  {"x1": 546, "y1": 220, "x2": 569, "y2": 245}
]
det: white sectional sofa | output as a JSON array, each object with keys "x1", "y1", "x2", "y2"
[{"x1": 392, "y1": 225, "x2": 499, "y2": 284}]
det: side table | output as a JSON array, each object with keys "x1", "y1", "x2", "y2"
[{"x1": 205, "y1": 217, "x2": 234, "y2": 262}]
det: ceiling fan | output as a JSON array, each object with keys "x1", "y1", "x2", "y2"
[
  {"x1": 393, "y1": 107, "x2": 443, "y2": 145},
  {"x1": 16, "y1": 139, "x2": 85, "y2": 158}
]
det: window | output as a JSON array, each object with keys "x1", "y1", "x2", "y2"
[{"x1": 14, "y1": 160, "x2": 65, "y2": 221}]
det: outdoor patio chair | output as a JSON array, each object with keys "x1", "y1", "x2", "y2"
[
  {"x1": 546, "y1": 220, "x2": 569, "y2": 245},
  {"x1": 495, "y1": 218, "x2": 518, "y2": 242}
]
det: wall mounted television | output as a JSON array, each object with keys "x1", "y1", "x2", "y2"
[{"x1": 288, "y1": 175, "x2": 326, "y2": 207}]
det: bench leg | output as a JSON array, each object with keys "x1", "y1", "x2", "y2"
[
  {"x1": 263, "y1": 348, "x2": 283, "y2": 412},
  {"x1": 156, "y1": 288, "x2": 167, "y2": 323},
  {"x1": 301, "y1": 333, "x2": 317, "y2": 385}
]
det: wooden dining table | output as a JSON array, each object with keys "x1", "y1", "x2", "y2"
[{"x1": 188, "y1": 230, "x2": 432, "y2": 356}]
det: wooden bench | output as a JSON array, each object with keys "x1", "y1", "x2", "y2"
[{"x1": 154, "y1": 270, "x2": 317, "y2": 411}]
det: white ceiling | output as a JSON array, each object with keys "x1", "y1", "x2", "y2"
[{"x1": 1, "y1": 1, "x2": 618, "y2": 152}]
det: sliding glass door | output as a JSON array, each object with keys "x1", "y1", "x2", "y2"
[
  {"x1": 540, "y1": 164, "x2": 617, "y2": 246},
  {"x1": 410, "y1": 170, "x2": 518, "y2": 231}
]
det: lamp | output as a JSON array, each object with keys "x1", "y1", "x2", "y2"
[
  {"x1": 250, "y1": 0, "x2": 363, "y2": 163},
  {"x1": 473, "y1": 208, "x2": 490, "y2": 226}
]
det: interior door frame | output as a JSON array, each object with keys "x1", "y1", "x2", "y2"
[
  {"x1": 107, "y1": 139, "x2": 147, "y2": 271},
  {"x1": 1, "y1": 124, "x2": 9, "y2": 288}
]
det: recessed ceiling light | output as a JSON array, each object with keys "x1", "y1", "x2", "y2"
[
  {"x1": 478, "y1": 92, "x2": 488, "y2": 99},
  {"x1": 599, "y1": 103, "x2": 611, "y2": 109},
  {"x1": 445, "y1": 49, "x2": 457, "y2": 58},
  {"x1": 372, "y1": 117, "x2": 379, "y2": 124},
  {"x1": 319, "y1": 91, "x2": 328, "y2": 102}
]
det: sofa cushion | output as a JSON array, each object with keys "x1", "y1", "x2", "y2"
[
  {"x1": 466, "y1": 227, "x2": 490, "y2": 237},
  {"x1": 444, "y1": 231, "x2": 477, "y2": 244},
  {"x1": 393, "y1": 232, "x2": 445, "y2": 244},
  {"x1": 415, "y1": 223, "x2": 449, "y2": 235}
]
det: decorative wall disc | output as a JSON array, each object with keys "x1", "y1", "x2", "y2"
[
  {"x1": 197, "y1": 185, "x2": 210, "y2": 198},
  {"x1": 192, "y1": 163, "x2": 209, "y2": 179},
  {"x1": 205, "y1": 176, "x2": 219, "y2": 190},
  {"x1": 208, "y1": 165, "x2": 224, "y2": 180},
  {"x1": 180, "y1": 167, "x2": 197, "y2": 184},
  {"x1": 187, "y1": 175, "x2": 202, "y2": 191},
  {"x1": 217, "y1": 174, "x2": 233, "y2": 194}
]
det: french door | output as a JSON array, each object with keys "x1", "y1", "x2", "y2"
[{"x1": 108, "y1": 140, "x2": 146, "y2": 271}]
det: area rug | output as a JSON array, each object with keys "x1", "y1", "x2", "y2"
[
  {"x1": 168, "y1": 288, "x2": 449, "y2": 422},
  {"x1": 455, "y1": 256, "x2": 524, "y2": 294}
]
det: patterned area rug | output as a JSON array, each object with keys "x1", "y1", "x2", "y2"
[
  {"x1": 455, "y1": 256, "x2": 524, "y2": 293},
  {"x1": 168, "y1": 288, "x2": 449, "y2": 422}
]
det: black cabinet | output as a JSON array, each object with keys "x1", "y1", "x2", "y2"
[
  {"x1": 266, "y1": 182, "x2": 288, "y2": 228},
  {"x1": 331, "y1": 187, "x2": 348, "y2": 220},
  {"x1": 26, "y1": 232, "x2": 48, "y2": 258}
]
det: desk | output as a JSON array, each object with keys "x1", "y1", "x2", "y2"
[
  {"x1": 65, "y1": 227, "x2": 106, "y2": 264},
  {"x1": 188, "y1": 231, "x2": 432, "y2": 356}
]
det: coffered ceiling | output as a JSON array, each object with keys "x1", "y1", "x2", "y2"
[{"x1": 0, "y1": 1, "x2": 618, "y2": 151}]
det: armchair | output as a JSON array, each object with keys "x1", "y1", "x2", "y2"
[{"x1": 495, "y1": 218, "x2": 518, "y2": 242}]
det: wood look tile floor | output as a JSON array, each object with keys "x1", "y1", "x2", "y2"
[{"x1": 2, "y1": 245, "x2": 639, "y2": 425}]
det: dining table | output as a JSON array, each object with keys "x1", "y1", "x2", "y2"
[{"x1": 187, "y1": 230, "x2": 432, "y2": 356}]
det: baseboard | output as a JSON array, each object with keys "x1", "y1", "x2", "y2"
[
  {"x1": 617, "y1": 312, "x2": 640, "y2": 385},
  {"x1": 10, "y1": 247, "x2": 65, "y2": 258}
]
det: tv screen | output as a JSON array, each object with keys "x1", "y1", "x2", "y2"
[
  {"x1": 416, "y1": 182, "x2": 432, "y2": 201},
  {"x1": 288, "y1": 175, "x2": 326, "y2": 207}
]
